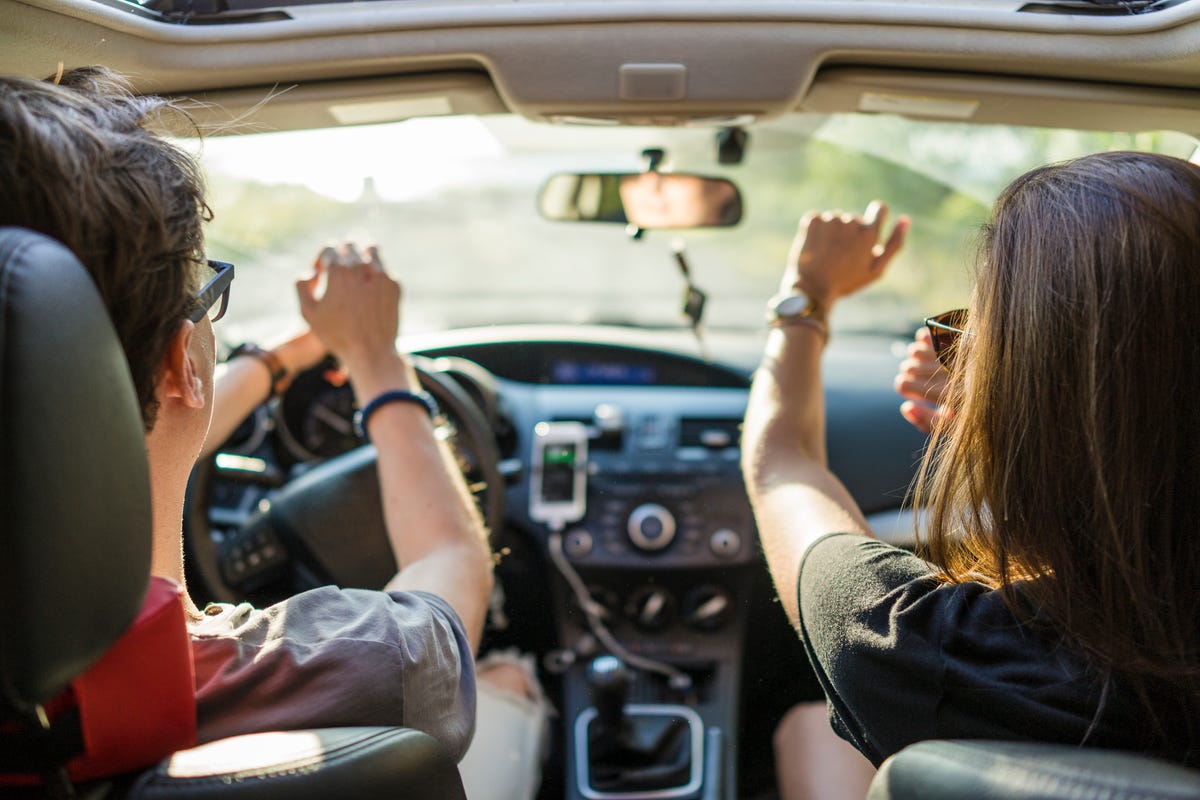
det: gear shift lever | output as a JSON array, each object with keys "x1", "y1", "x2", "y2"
[
  {"x1": 584, "y1": 655, "x2": 694, "y2": 793},
  {"x1": 588, "y1": 655, "x2": 631, "y2": 737}
]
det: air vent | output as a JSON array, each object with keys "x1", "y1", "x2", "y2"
[
  {"x1": 552, "y1": 416, "x2": 623, "y2": 452},
  {"x1": 678, "y1": 418, "x2": 741, "y2": 450}
]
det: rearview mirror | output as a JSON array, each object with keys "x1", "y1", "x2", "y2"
[{"x1": 538, "y1": 172, "x2": 743, "y2": 229}]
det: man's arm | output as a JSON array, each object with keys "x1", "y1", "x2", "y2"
[
  {"x1": 203, "y1": 331, "x2": 326, "y2": 458},
  {"x1": 741, "y1": 202, "x2": 907, "y2": 629},
  {"x1": 296, "y1": 243, "x2": 493, "y2": 649}
]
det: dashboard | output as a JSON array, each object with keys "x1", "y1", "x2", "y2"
[{"x1": 189, "y1": 323, "x2": 927, "y2": 799}]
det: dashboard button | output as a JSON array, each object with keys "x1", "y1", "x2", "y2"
[
  {"x1": 603, "y1": 538, "x2": 628, "y2": 555},
  {"x1": 710, "y1": 528, "x2": 742, "y2": 558},
  {"x1": 564, "y1": 528, "x2": 594, "y2": 558}
]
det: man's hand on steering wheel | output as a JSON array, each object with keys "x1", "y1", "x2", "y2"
[{"x1": 205, "y1": 330, "x2": 327, "y2": 459}]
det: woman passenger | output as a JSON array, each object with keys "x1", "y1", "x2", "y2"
[{"x1": 747, "y1": 152, "x2": 1200, "y2": 799}]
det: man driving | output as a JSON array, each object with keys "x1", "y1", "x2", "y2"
[{"x1": 0, "y1": 65, "x2": 543, "y2": 799}]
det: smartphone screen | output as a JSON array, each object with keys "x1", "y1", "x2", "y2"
[{"x1": 529, "y1": 421, "x2": 588, "y2": 526}]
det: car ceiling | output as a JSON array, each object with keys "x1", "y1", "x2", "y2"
[{"x1": 4, "y1": 0, "x2": 1200, "y2": 136}]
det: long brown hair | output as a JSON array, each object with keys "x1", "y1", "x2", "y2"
[
  {"x1": 0, "y1": 66, "x2": 211, "y2": 430},
  {"x1": 918, "y1": 151, "x2": 1200, "y2": 726}
]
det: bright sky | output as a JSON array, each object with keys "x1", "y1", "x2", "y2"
[
  {"x1": 187, "y1": 116, "x2": 508, "y2": 202},
  {"x1": 184, "y1": 114, "x2": 718, "y2": 203}
]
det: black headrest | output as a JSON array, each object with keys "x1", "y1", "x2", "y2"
[{"x1": 0, "y1": 227, "x2": 152, "y2": 712}]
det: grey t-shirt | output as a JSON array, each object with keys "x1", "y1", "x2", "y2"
[
  {"x1": 190, "y1": 586, "x2": 476, "y2": 761},
  {"x1": 797, "y1": 532, "x2": 1197, "y2": 768}
]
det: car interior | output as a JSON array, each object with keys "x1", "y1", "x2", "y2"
[
  {"x1": 6, "y1": 0, "x2": 1200, "y2": 798},
  {"x1": 0, "y1": 228, "x2": 470, "y2": 798}
]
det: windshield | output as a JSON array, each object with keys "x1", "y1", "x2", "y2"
[{"x1": 191, "y1": 113, "x2": 1195, "y2": 342}]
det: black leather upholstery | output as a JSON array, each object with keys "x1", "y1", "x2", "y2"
[
  {"x1": 0, "y1": 228, "x2": 467, "y2": 799},
  {"x1": 0, "y1": 227, "x2": 151, "y2": 711},
  {"x1": 118, "y1": 728, "x2": 466, "y2": 800},
  {"x1": 868, "y1": 740, "x2": 1200, "y2": 800}
]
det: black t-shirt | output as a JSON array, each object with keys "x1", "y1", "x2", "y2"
[{"x1": 797, "y1": 532, "x2": 1195, "y2": 767}]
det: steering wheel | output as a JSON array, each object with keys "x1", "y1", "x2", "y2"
[{"x1": 184, "y1": 356, "x2": 504, "y2": 605}]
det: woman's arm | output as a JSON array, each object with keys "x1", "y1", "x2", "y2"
[{"x1": 741, "y1": 202, "x2": 907, "y2": 628}]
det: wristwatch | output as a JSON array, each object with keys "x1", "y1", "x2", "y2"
[
  {"x1": 766, "y1": 291, "x2": 826, "y2": 324},
  {"x1": 228, "y1": 343, "x2": 289, "y2": 399},
  {"x1": 765, "y1": 291, "x2": 829, "y2": 341}
]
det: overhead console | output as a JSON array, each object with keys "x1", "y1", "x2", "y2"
[{"x1": 11, "y1": 0, "x2": 1200, "y2": 130}]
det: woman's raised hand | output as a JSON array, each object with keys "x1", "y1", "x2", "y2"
[{"x1": 781, "y1": 200, "x2": 909, "y2": 307}]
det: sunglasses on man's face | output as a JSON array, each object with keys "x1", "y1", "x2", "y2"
[
  {"x1": 189, "y1": 260, "x2": 235, "y2": 324},
  {"x1": 924, "y1": 308, "x2": 968, "y2": 370}
]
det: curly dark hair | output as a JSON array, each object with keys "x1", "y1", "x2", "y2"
[{"x1": 0, "y1": 65, "x2": 211, "y2": 430}]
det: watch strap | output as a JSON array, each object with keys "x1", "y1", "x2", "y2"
[
  {"x1": 766, "y1": 292, "x2": 829, "y2": 342},
  {"x1": 772, "y1": 314, "x2": 829, "y2": 342},
  {"x1": 228, "y1": 343, "x2": 288, "y2": 400}
]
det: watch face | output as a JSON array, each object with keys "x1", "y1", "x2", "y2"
[{"x1": 774, "y1": 293, "x2": 811, "y2": 318}]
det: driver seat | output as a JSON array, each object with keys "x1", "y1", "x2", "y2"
[{"x1": 0, "y1": 227, "x2": 468, "y2": 799}]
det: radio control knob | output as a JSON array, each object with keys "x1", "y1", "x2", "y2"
[
  {"x1": 709, "y1": 528, "x2": 742, "y2": 559},
  {"x1": 626, "y1": 503, "x2": 677, "y2": 551},
  {"x1": 564, "y1": 528, "x2": 594, "y2": 558}
]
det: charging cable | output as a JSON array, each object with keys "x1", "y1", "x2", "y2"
[{"x1": 547, "y1": 526, "x2": 692, "y2": 691}]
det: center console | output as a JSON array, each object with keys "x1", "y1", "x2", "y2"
[{"x1": 514, "y1": 388, "x2": 757, "y2": 800}]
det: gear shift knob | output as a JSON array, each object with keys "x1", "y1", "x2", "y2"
[
  {"x1": 583, "y1": 655, "x2": 694, "y2": 794},
  {"x1": 587, "y1": 655, "x2": 631, "y2": 734}
]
